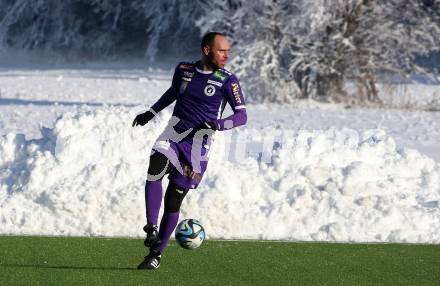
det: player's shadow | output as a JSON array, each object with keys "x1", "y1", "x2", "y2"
[{"x1": 0, "y1": 263, "x2": 135, "y2": 271}]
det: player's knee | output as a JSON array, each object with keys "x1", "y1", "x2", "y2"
[
  {"x1": 147, "y1": 152, "x2": 170, "y2": 180},
  {"x1": 164, "y1": 183, "x2": 188, "y2": 212}
]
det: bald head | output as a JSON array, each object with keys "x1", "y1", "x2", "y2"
[{"x1": 201, "y1": 32, "x2": 230, "y2": 69}]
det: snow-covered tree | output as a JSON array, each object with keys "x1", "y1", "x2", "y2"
[
  {"x1": 199, "y1": 0, "x2": 440, "y2": 103},
  {"x1": 0, "y1": 0, "x2": 204, "y2": 60},
  {"x1": 141, "y1": 0, "x2": 205, "y2": 62},
  {"x1": 295, "y1": 0, "x2": 440, "y2": 103},
  {"x1": 197, "y1": 0, "x2": 304, "y2": 103},
  {"x1": 0, "y1": 0, "x2": 146, "y2": 57},
  {"x1": 1, "y1": 0, "x2": 439, "y2": 103}
]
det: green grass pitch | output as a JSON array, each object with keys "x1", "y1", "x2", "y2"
[{"x1": 0, "y1": 236, "x2": 439, "y2": 285}]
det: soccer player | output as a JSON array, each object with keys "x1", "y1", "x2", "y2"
[{"x1": 132, "y1": 32, "x2": 247, "y2": 270}]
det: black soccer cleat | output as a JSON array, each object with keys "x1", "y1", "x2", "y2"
[
  {"x1": 143, "y1": 224, "x2": 160, "y2": 247},
  {"x1": 137, "y1": 250, "x2": 161, "y2": 270}
]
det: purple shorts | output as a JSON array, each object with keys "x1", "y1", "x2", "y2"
[{"x1": 152, "y1": 133, "x2": 213, "y2": 189}]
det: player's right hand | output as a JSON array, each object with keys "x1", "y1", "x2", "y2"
[{"x1": 132, "y1": 110, "x2": 155, "y2": 127}]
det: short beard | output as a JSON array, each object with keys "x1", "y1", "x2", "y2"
[{"x1": 207, "y1": 51, "x2": 220, "y2": 70}]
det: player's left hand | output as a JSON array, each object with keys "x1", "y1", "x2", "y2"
[
  {"x1": 186, "y1": 121, "x2": 217, "y2": 139},
  {"x1": 199, "y1": 121, "x2": 217, "y2": 131},
  {"x1": 193, "y1": 121, "x2": 217, "y2": 132}
]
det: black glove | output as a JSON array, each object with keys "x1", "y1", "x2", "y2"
[
  {"x1": 132, "y1": 110, "x2": 155, "y2": 127},
  {"x1": 200, "y1": 121, "x2": 217, "y2": 131}
]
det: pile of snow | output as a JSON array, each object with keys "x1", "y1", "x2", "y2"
[{"x1": 1, "y1": 107, "x2": 439, "y2": 243}]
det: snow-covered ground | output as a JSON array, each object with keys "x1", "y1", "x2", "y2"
[{"x1": 1, "y1": 68, "x2": 440, "y2": 243}]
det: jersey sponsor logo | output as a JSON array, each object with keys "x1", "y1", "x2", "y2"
[
  {"x1": 207, "y1": 79, "x2": 223, "y2": 87},
  {"x1": 213, "y1": 70, "x2": 227, "y2": 81},
  {"x1": 183, "y1": 71, "x2": 194, "y2": 78},
  {"x1": 231, "y1": 82, "x2": 242, "y2": 104},
  {"x1": 179, "y1": 64, "x2": 193, "y2": 70},
  {"x1": 204, "y1": 84, "x2": 216, "y2": 96}
]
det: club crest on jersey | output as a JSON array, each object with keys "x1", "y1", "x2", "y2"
[{"x1": 204, "y1": 84, "x2": 216, "y2": 96}]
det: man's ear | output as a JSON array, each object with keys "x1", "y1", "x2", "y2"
[{"x1": 203, "y1": 46, "x2": 210, "y2": 56}]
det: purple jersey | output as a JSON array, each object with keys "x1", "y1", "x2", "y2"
[
  {"x1": 149, "y1": 61, "x2": 247, "y2": 189},
  {"x1": 151, "y1": 61, "x2": 247, "y2": 133}
]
